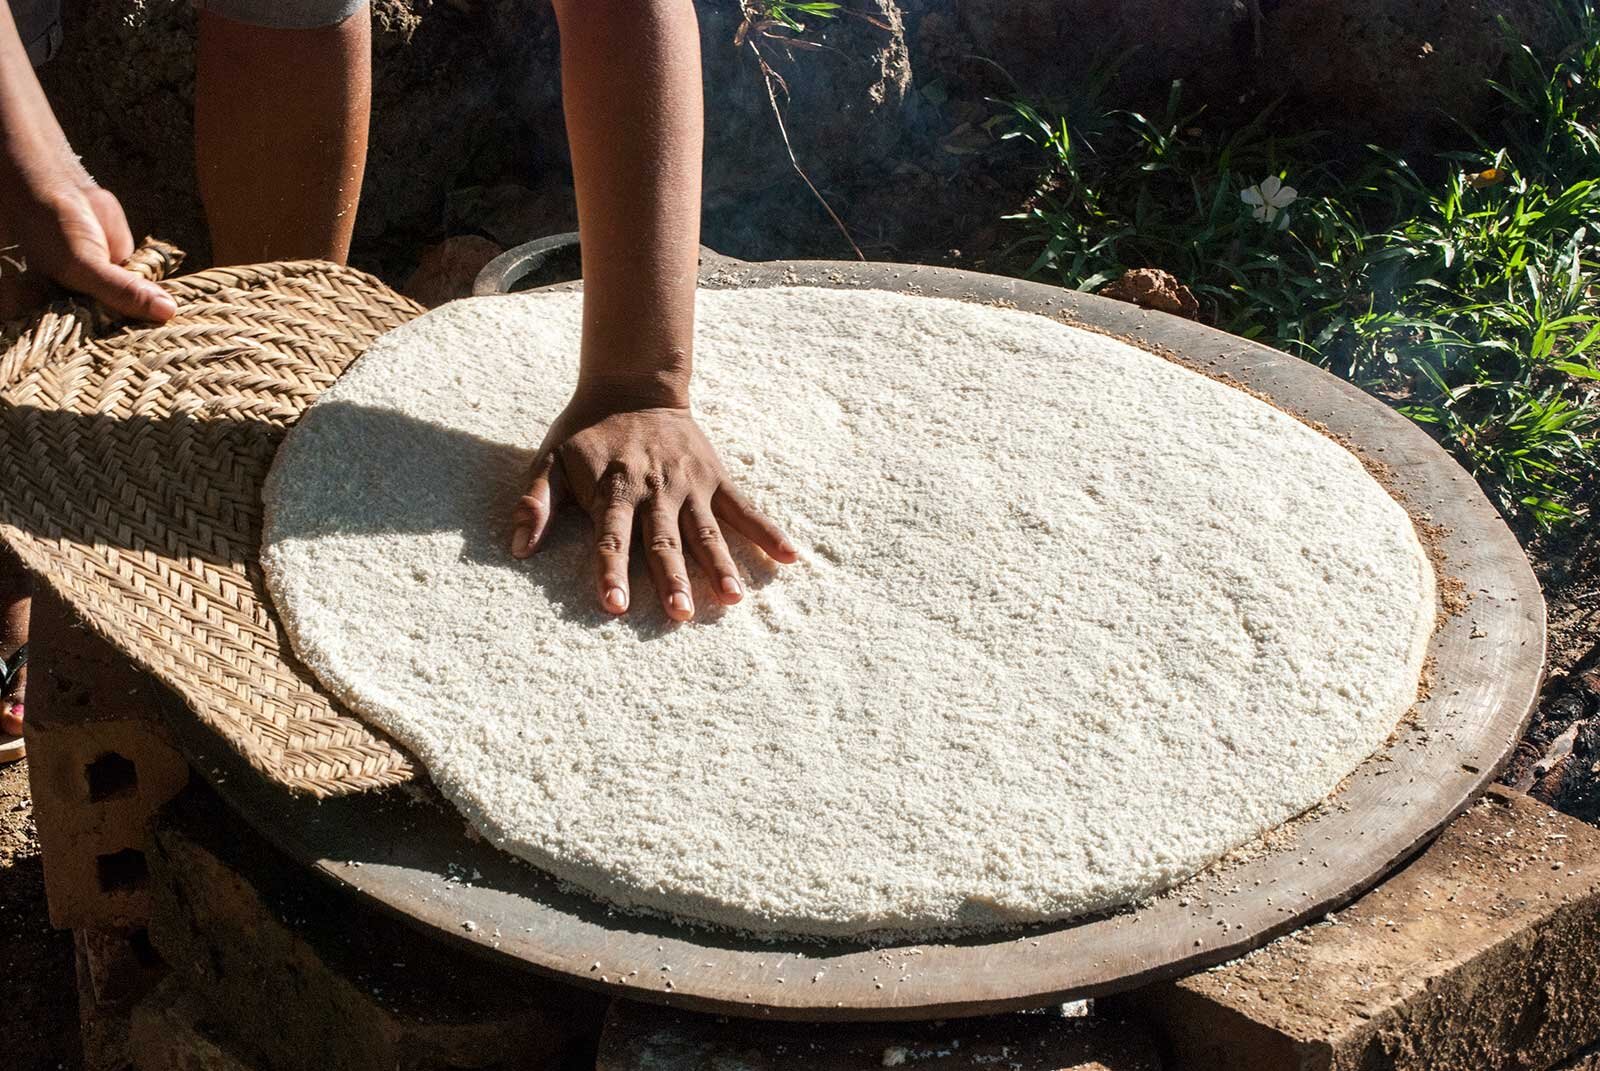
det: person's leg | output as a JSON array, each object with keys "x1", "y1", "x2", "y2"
[
  {"x1": 0, "y1": 546, "x2": 31, "y2": 739},
  {"x1": 194, "y1": 2, "x2": 370, "y2": 266}
]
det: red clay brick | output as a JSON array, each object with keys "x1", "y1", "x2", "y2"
[
  {"x1": 597, "y1": 999, "x2": 1162, "y2": 1071},
  {"x1": 1115, "y1": 787, "x2": 1600, "y2": 1071}
]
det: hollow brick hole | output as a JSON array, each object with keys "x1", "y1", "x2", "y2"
[
  {"x1": 84, "y1": 751, "x2": 138, "y2": 802},
  {"x1": 95, "y1": 848, "x2": 148, "y2": 894}
]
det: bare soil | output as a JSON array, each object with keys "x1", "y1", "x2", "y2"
[{"x1": 0, "y1": 759, "x2": 80, "y2": 1070}]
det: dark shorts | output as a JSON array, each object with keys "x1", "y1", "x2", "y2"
[
  {"x1": 12, "y1": 0, "x2": 365, "y2": 67},
  {"x1": 11, "y1": 0, "x2": 60, "y2": 65}
]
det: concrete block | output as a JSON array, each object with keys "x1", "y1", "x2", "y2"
[
  {"x1": 1114, "y1": 787, "x2": 1600, "y2": 1071},
  {"x1": 148, "y1": 784, "x2": 607, "y2": 1071},
  {"x1": 25, "y1": 589, "x2": 189, "y2": 928},
  {"x1": 130, "y1": 977, "x2": 260, "y2": 1071},
  {"x1": 597, "y1": 999, "x2": 1162, "y2": 1071}
]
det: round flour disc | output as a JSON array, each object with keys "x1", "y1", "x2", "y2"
[{"x1": 261, "y1": 287, "x2": 1434, "y2": 939}]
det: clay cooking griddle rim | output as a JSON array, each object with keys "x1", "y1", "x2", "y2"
[{"x1": 166, "y1": 256, "x2": 1545, "y2": 1022}]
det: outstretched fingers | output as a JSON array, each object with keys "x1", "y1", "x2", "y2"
[
  {"x1": 592, "y1": 490, "x2": 634, "y2": 615},
  {"x1": 643, "y1": 499, "x2": 694, "y2": 621},
  {"x1": 713, "y1": 484, "x2": 798, "y2": 564},
  {"x1": 682, "y1": 498, "x2": 743, "y2": 604}
]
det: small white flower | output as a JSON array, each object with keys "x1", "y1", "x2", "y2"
[{"x1": 1241, "y1": 175, "x2": 1298, "y2": 229}]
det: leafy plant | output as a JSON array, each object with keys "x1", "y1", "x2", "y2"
[
  {"x1": 762, "y1": 1, "x2": 840, "y2": 32},
  {"x1": 998, "y1": 14, "x2": 1600, "y2": 530}
]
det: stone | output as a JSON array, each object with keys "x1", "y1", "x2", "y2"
[
  {"x1": 402, "y1": 234, "x2": 504, "y2": 308},
  {"x1": 130, "y1": 977, "x2": 259, "y2": 1071},
  {"x1": 1099, "y1": 269, "x2": 1199, "y2": 319},
  {"x1": 596, "y1": 999, "x2": 1161, "y2": 1071},
  {"x1": 1113, "y1": 787, "x2": 1600, "y2": 1071},
  {"x1": 147, "y1": 784, "x2": 607, "y2": 1071},
  {"x1": 24, "y1": 588, "x2": 190, "y2": 929}
]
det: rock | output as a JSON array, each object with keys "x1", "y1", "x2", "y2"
[
  {"x1": 1099, "y1": 268, "x2": 1199, "y2": 319},
  {"x1": 1112, "y1": 787, "x2": 1600, "y2": 1071},
  {"x1": 402, "y1": 235, "x2": 504, "y2": 308},
  {"x1": 359, "y1": 1, "x2": 549, "y2": 251}
]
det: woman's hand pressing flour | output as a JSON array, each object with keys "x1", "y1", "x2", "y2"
[
  {"x1": 510, "y1": 396, "x2": 797, "y2": 622},
  {"x1": 519, "y1": 0, "x2": 797, "y2": 620}
]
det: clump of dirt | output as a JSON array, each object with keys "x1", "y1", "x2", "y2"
[
  {"x1": 1099, "y1": 269, "x2": 1199, "y2": 320},
  {"x1": 0, "y1": 759, "x2": 81, "y2": 1071}
]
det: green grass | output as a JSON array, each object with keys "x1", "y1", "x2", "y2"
[
  {"x1": 997, "y1": 10, "x2": 1600, "y2": 531},
  {"x1": 760, "y1": 1, "x2": 841, "y2": 32}
]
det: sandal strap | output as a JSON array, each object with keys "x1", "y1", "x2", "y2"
[{"x1": 1, "y1": 644, "x2": 26, "y2": 693}]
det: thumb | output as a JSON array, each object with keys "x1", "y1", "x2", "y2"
[
  {"x1": 54, "y1": 257, "x2": 176, "y2": 323},
  {"x1": 511, "y1": 451, "x2": 568, "y2": 558}
]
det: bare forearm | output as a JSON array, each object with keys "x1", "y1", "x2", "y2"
[
  {"x1": 552, "y1": 0, "x2": 703, "y2": 409},
  {"x1": 0, "y1": 4, "x2": 80, "y2": 201},
  {"x1": 0, "y1": 5, "x2": 171, "y2": 321},
  {"x1": 518, "y1": 2, "x2": 795, "y2": 617}
]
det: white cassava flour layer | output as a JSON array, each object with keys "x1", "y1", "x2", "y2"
[{"x1": 261, "y1": 287, "x2": 1435, "y2": 939}]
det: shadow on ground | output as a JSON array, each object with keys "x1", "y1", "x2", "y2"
[{"x1": 0, "y1": 759, "x2": 81, "y2": 1071}]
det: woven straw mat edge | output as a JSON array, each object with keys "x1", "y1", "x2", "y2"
[{"x1": 0, "y1": 245, "x2": 423, "y2": 796}]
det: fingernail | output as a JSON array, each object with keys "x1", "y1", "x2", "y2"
[
  {"x1": 511, "y1": 526, "x2": 532, "y2": 557},
  {"x1": 721, "y1": 575, "x2": 741, "y2": 597},
  {"x1": 778, "y1": 541, "x2": 797, "y2": 558},
  {"x1": 669, "y1": 591, "x2": 691, "y2": 615},
  {"x1": 605, "y1": 586, "x2": 628, "y2": 612}
]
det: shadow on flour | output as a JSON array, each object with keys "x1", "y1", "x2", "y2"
[
  {"x1": 0, "y1": 398, "x2": 784, "y2": 633},
  {"x1": 272, "y1": 402, "x2": 783, "y2": 638},
  {"x1": 0, "y1": 400, "x2": 781, "y2": 638}
]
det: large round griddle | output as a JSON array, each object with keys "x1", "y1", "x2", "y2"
[{"x1": 166, "y1": 256, "x2": 1545, "y2": 1021}]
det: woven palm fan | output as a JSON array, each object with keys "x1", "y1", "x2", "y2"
[{"x1": 0, "y1": 241, "x2": 421, "y2": 796}]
